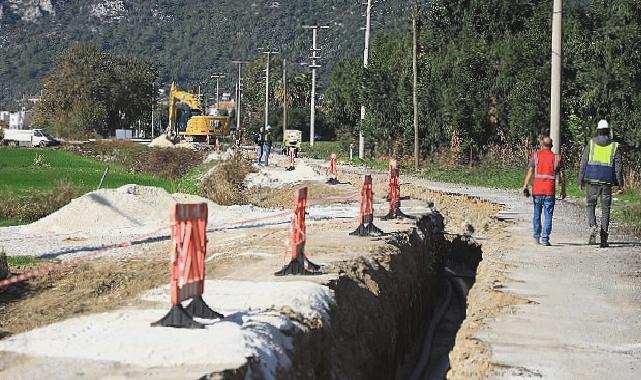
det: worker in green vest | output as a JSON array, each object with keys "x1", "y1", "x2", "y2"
[{"x1": 579, "y1": 120, "x2": 624, "y2": 248}]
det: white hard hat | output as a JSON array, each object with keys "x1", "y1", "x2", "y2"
[
  {"x1": 266, "y1": 125, "x2": 271, "y2": 130},
  {"x1": 597, "y1": 119, "x2": 609, "y2": 130}
]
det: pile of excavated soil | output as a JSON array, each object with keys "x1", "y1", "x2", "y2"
[
  {"x1": 245, "y1": 160, "x2": 327, "y2": 189},
  {"x1": 20, "y1": 185, "x2": 274, "y2": 237},
  {"x1": 205, "y1": 149, "x2": 234, "y2": 162},
  {"x1": 149, "y1": 134, "x2": 196, "y2": 150},
  {"x1": 148, "y1": 134, "x2": 175, "y2": 148}
]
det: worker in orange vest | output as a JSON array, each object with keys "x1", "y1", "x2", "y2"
[{"x1": 522, "y1": 136, "x2": 566, "y2": 246}]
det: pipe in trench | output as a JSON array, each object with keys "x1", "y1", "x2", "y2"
[{"x1": 409, "y1": 266, "x2": 472, "y2": 380}]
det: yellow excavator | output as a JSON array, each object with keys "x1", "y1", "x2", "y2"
[{"x1": 167, "y1": 82, "x2": 231, "y2": 143}]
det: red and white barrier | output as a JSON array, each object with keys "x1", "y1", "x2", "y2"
[
  {"x1": 351, "y1": 175, "x2": 384, "y2": 236},
  {"x1": 275, "y1": 187, "x2": 320, "y2": 275},
  {"x1": 152, "y1": 203, "x2": 223, "y2": 329}
]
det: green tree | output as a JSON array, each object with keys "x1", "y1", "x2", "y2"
[{"x1": 33, "y1": 44, "x2": 157, "y2": 138}]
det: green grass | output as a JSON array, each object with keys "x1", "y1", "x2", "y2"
[
  {"x1": 0, "y1": 218, "x2": 25, "y2": 227},
  {"x1": 170, "y1": 163, "x2": 215, "y2": 196},
  {"x1": 0, "y1": 147, "x2": 172, "y2": 195},
  {"x1": 0, "y1": 147, "x2": 201, "y2": 227},
  {"x1": 5, "y1": 255, "x2": 42, "y2": 266}
]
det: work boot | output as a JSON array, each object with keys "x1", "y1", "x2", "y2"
[
  {"x1": 599, "y1": 230, "x2": 609, "y2": 248},
  {"x1": 588, "y1": 226, "x2": 598, "y2": 245}
]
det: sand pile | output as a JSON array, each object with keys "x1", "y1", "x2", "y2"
[
  {"x1": 245, "y1": 160, "x2": 326, "y2": 188},
  {"x1": 148, "y1": 134, "x2": 175, "y2": 148},
  {"x1": 205, "y1": 148, "x2": 234, "y2": 162},
  {"x1": 20, "y1": 185, "x2": 274, "y2": 237},
  {"x1": 149, "y1": 134, "x2": 196, "y2": 150}
]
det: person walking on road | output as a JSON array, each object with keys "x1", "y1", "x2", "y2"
[
  {"x1": 579, "y1": 120, "x2": 624, "y2": 248},
  {"x1": 255, "y1": 127, "x2": 265, "y2": 165},
  {"x1": 523, "y1": 136, "x2": 566, "y2": 246},
  {"x1": 264, "y1": 126, "x2": 273, "y2": 166}
]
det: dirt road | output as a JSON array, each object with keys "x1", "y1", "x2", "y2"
[{"x1": 406, "y1": 180, "x2": 641, "y2": 379}]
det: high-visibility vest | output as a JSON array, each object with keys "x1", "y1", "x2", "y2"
[
  {"x1": 585, "y1": 139, "x2": 618, "y2": 185},
  {"x1": 532, "y1": 149, "x2": 560, "y2": 196}
]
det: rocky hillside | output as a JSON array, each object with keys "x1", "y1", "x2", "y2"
[{"x1": 0, "y1": 0, "x2": 410, "y2": 107}]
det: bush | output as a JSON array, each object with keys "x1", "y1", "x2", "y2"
[
  {"x1": 0, "y1": 181, "x2": 83, "y2": 223},
  {"x1": 66, "y1": 140, "x2": 205, "y2": 179},
  {"x1": 141, "y1": 148, "x2": 205, "y2": 179},
  {"x1": 202, "y1": 153, "x2": 253, "y2": 205}
]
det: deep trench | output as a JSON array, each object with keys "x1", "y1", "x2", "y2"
[{"x1": 288, "y1": 211, "x2": 482, "y2": 380}]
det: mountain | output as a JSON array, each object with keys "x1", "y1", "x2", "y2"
[{"x1": 0, "y1": 0, "x2": 411, "y2": 108}]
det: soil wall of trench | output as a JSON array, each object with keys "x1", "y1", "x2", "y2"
[{"x1": 228, "y1": 214, "x2": 483, "y2": 380}]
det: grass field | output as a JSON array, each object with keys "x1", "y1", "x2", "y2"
[
  {"x1": 0, "y1": 147, "x2": 178, "y2": 226},
  {"x1": 0, "y1": 148, "x2": 172, "y2": 195}
]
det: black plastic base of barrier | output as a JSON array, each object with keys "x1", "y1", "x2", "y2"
[
  {"x1": 275, "y1": 257, "x2": 321, "y2": 276},
  {"x1": 350, "y1": 223, "x2": 385, "y2": 237},
  {"x1": 286, "y1": 166, "x2": 296, "y2": 171},
  {"x1": 381, "y1": 207, "x2": 416, "y2": 221},
  {"x1": 151, "y1": 304, "x2": 205, "y2": 329},
  {"x1": 185, "y1": 295, "x2": 224, "y2": 320},
  {"x1": 326, "y1": 177, "x2": 340, "y2": 185}
]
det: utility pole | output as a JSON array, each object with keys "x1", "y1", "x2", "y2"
[
  {"x1": 210, "y1": 73, "x2": 225, "y2": 112},
  {"x1": 550, "y1": 0, "x2": 562, "y2": 155},
  {"x1": 232, "y1": 60, "x2": 249, "y2": 132},
  {"x1": 283, "y1": 59, "x2": 288, "y2": 137},
  {"x1": 413, "y1": 1, "x2": 420, "y2": 169},
  {"x1": 360, "y1": 0, "x2": 372, "y2": 160},
  {"x1": 302, "y1": 24, "x2": 329, "y2": 148},
  {"x1": 260, "y1": 48, "x2": 280, "y2": 129}
]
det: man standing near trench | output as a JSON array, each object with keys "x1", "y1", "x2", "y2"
[
  {"x1": 579, "y1": 120, "x2": 624, "y2": 248},
  {"x1": 523, "y1": 136, "x2": 566, "y2": 246}
]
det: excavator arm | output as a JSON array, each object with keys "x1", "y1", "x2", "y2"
[{"x1": 167, "y1": 82, "x2": 202, "y2": 136}]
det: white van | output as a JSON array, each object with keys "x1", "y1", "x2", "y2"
[{"x1": 1, "y1": 128, "x2": 59, "y2": 147}]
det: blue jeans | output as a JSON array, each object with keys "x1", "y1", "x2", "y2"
[
  {"x1": 257, "y1": 145, "x2": 264, "y2": 164},
  {"x1": 533, "y1": 195, "x2": 556, "y2": 242},
  {"x1": 264, "y1": 145, "x2": 271, "y2": 166}
]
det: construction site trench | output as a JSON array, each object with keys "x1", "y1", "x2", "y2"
[{"x1": 0, "y1": 155, "x2": 501, "y2": 379}]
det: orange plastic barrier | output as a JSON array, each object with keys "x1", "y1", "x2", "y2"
[
  {"x1": 351, "y1": 175, "x2": 384, "y2": 236},
  {"x1": 152, "y1": 203, "x2": 223, "y2": 329},
  {"x1": 286, "y1": 147, "x2": 296, "y2": 171},
  {"x1": 275, "y1": 187, "x2": 321, "y2": 275},
  {"x1": 383, "y1": 159, "x2": 412, "y2": 220},
  {"x1": 327, "y1": 154, "x2": 339, "y2": 184},
  {"x1": 215, "y1": 138, "x2": 221, "y2": 153}
]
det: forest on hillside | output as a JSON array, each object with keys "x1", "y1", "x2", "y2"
[{"x1": 0, "y1": 0, "x2": 410, "y2": 108}]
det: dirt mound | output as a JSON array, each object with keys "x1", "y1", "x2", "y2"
[
  {"x1": 148, "y1": 135, "x2": 196, "y2": 150},
  {"x1": 20, "y1": 185, "x2": 273, "y2": 237},
  {"x1": 148, "y1": 134, "x2": 175, "y2": 148},
  {"x1": 245, "y1": 160, "x2": 326, "y2": 188}
]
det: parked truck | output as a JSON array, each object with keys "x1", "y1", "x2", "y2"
[{"x1": 0, "y1": 128, "x2": 59, "y2": 147}]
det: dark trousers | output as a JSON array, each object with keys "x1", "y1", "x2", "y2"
[{"x1": 586, "y1": 183, "x2": 613, "y2": 234}]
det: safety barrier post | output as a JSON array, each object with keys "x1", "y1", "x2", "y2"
[
  {"x1": 286, "y1": 147, "x2": 296, "y2": 171},
  {"x1": 327, "y1": 154, "x2": 339, "y2": 185},
  {"x1": 382, "y1": 159, "x2": 412, "y2": 220},
  {"x1": 275, "y1": 187, "x2": 321, "y2": 275},
  {"x1": 215, "y1": 138, "x2": 221, "y2": 153},
  {"x1": 152, "y1": 203, "x2": 223, "y2": 329},
  {"x1": 350, "y1": 175, "x2": 384, "y2": 236}
]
